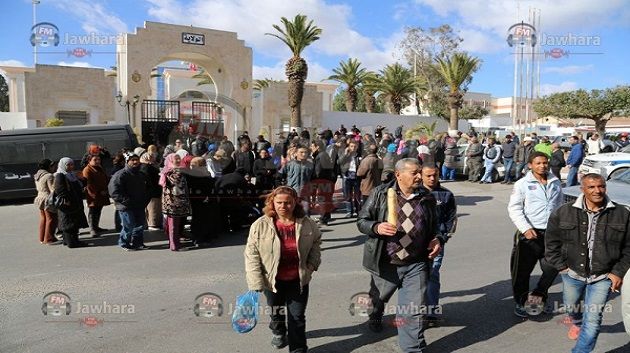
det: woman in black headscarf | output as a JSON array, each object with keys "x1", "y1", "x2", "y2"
[{"x1": 54, "y1": 157, "x2": 89, "y2": 248}]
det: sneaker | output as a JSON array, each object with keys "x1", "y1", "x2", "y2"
[
  {"x1": 514, "y1": 304, "x2": 528, "y2": 318},
  {"x1": 271, "y1": 334, "x2": 288, "y2": 349},
  {"x1": 120, "y1": 245, "x2": 136, "y2": 252},
  {"x1": 136, "y1": 245, "x2": 150, "y2": 250},
  {"x1": 367, "y1": 319, "x2": 383, "y2": 333},
  {"x1": 344, "y1": 212, "x2": 354, "y2": 218},
  {"x1": 524, "y1": 294, "x2": 544, "y2": 316},
  {"x1": 568, "y1": 324, "x2": 580, "y2": 340}
]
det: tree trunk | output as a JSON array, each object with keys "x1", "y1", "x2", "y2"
[
  {"x1": 364, "y1": 90, "x2": 375, "y2": 113},
  {"x1": 449, "y1": 107, "x2": 458, "y2": 131},
  {"x1": 594, "y1": 117, "x2": 608, "y2": 137},
  {"x1": 346, "y1": 86, "x2": 357, "y2": 112},
  {"x1": 392, "y1": 98, "x2": 402, "y2": 115},
  {"x1": 286, "y1": 56, "x2": 307, "y2": 128}
]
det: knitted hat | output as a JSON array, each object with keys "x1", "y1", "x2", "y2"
[{"x1": 123, "y1": 152, "x2": 139, "y2": 162}]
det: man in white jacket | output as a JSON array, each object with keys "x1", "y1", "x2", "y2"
[{"x1": 508, "y1": 151, "x2": 564, "y2": 317}]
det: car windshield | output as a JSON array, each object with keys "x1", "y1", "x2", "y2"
[{"x1": 611, "y1": 168, "x2": 630, "y2": 184}]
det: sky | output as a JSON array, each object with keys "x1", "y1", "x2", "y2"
[{"x1": 0, "y1": 0, "x2": 628, "y2": 98}]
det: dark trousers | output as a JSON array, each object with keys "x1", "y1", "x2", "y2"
[
  {"x1": 88, "y1": 206, "x2": 103, "y2": 231},
  {"x1": 551, "y1": 167, "x2": 562, "y2": 181},
  {"x1": 265, "y1": 280, "x2": 309, "y2": 352},
  {"x1": 510, "y1": 229, "x2": 559, "y2": 305},
  {"x1": 467, "y1": 159, "x2": 482, "y2": 181},
  {"x1": 343, "y1": 177, "x2": 361, "y2": 214}
]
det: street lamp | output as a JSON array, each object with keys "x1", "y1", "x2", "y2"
[{"x1": 115, "y1": 91, "x2": 140, "y2": 125}]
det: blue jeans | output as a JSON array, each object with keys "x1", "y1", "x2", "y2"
[
  {"x1": 503, "y1": 158, "x2": 515, "y2": 182},
  {"x1": 567, "y1": 166, "x2": 579, "y2": 186},
  {"x1": 440, "y1": 166, "x2": 455, "y2": 181},
  {"x1": 369, "y1": 261, "x2": 429, "y2": 352},
  {"x1": 562, "y1": 274, "x2": 611, "y2": 353},
  {"x1": 480, "y1": 161, "x2": 495, "y2": 182},
  {"x1": 515, "y1": 162, "x2": 528, "y2": 179},
  {"x1": 343, "y1": 177, "x2": 361, "y2": 214},
  {"x1": 119, "y1": 208, "x2": 146, "y2": 248},
  {"x1": 427, "y1": 247, "x2": 445, "y2": 316}
]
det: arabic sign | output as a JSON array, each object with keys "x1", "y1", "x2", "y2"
[{"x1": 182, "y1": 32, "x2": 205, "y2": 45}]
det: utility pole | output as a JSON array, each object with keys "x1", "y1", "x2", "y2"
[{"x1": 33, "y1": 0, "x2": 40, "y2": 65}]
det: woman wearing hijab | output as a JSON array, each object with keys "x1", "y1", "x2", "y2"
[
  {"x1": 34, "y1": 159, "x2": 59, "y2": 244},
  {"x1": 54, "y1": 157, "x2": 89, "y2": 248},
  {"x1": 176, "y1": 149, "x2": 193, "y2": 169},
  {"x1": 82, "y1": 155, "x2": 111, "y2": 237},
  {"x1": 160, "y1": 153, "x2": 190, "y2": 251},
  {"x1": 162, "y1": 144, "x2": 176, "y2": 167},
  {"x1": 139, "y1": 152, "x2": 162, "y2": 230}
]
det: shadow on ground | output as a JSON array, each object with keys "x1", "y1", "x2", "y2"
[
  {"x1": 308, "y1": 314, "x2": 398, "y2": 353},
  {"x1": 455, "y1": 195, "x2": 493, "y2": 206}
]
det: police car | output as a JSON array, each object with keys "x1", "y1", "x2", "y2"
[
  {"x1": 579, "y1": 144, "x2": 630, "y2": 180},
  {"x1": 564, "y1": 168, "x2": 630, "y2": 207}
]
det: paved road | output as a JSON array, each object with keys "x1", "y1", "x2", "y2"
[{"x1": 1, "y1": 181, "x2": 628, "y2": 353}]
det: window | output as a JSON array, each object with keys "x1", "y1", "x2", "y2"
[
  {"x1": 281, "y1": 120, "x2": 290, "y2": 132},
  {"x1": 55, "y1": 111, "x2": 88, "y2": 126}
]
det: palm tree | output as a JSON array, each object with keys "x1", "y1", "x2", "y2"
[
  {"x1": 374, "y1": 63, "x2": 421, "y2": 115},
  {"x1": 361, "y1": 71, "x2": 379, "y2": 113},
  {"x1": 266, "y1": 15, "x2": 322, "y2": 128},
  {"x1": 434, "y1": 52, "x2": 481, "y2": 132},
  {"x1": 327, "y1": 58, "x2": 367, "y2": 112},
  {"x1": 192, "y1": 69, "x2": 214, "y2": 87},
  {"x1": 253, "y1": 78, "x2": 277, "y2": 91}
]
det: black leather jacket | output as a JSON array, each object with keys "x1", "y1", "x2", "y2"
[
  {"x1": 545, "y1": 198, "x2": 630, "y2": 279},
  {"x1": 357, "y1": 180, "x2": 438, "y2": 276}
]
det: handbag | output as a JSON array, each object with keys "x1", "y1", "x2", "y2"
[{"x1": 44, "y1": 192, "x2": 58, "y2": 212}]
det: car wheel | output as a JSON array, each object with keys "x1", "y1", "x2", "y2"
[{"x1": 608, "y1": 168, "x2": 628, "y2": 180}]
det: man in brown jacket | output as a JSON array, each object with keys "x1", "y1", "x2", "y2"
[{"x1": 357, "y1": 144, "x2": 384, "y2": 205}]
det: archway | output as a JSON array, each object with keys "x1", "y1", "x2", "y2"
[{"x1": 116, "y1": 21, "x2": 252, "y2": 142}]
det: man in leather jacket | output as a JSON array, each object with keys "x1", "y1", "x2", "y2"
[
  {"x1": 357, "y1": 158, "x2": 441, "y2": 353},
  {"x1": 545, "y1": 173, "x2": 630, "y2": 352}
]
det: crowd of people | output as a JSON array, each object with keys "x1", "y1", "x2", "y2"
[{"x1": 31, "y1": 124, "x2": 630, "y2": 353}]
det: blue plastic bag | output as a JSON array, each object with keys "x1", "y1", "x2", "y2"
[{"x1": 231, "y1": 290, "x2": 259, "y2": 333}]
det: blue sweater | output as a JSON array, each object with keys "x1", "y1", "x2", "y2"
[{"x1": 566, "y1": 143, "x2": 584, "y2": 166}]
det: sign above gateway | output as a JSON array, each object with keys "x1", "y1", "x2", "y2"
[{"x1": 182, "y1": 32, "x2": 205, "y2": 45}]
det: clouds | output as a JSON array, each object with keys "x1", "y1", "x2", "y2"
[
  {"x1": 543, "y1": 65, "x2": 594, "y2": 75},
  {"x1": 144, "y1": 0, "x2": 398, "y2": 77},
  {"x1": 414, "y1": 0, "x2": 630, "y2": 54},
  {"x1": 57, "y1": 61, "x2": 99, "y2": 68},
  {"x1": 0, "y1": 60, "x2": 27, "y2": 67},
  {"x1": 51, "y1": 0, "x2": 128, "y2": 34},
  {"x1": 539, "y1": 81, "x2": 579, "y2": 96}
]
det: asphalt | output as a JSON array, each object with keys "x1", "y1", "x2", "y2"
[{"x1": 0, "y1": 181, "x2": 628, "y2": 353}]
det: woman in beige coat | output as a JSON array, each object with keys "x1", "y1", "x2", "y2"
[
  {"x1": 245, "y1": 186, "x2": 321, "y2": 353},
  {"x1": 34, "y1": 159, "x2": 59, "y2": 244}
]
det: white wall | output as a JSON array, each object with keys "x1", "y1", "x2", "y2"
[
  {"x1": 322, "y1": 111, "x2": 470, "y2": 136},
  {"x1": 0, "y1": 112, "x2": 28, "y2": 129}
]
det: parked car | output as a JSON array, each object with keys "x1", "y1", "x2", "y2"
[
  {"x1": 563, "y1": 168, "x2": 630, "y2": 207},
  {"x1": 578, "y1": 144, "x2": 630, "y2": 180}
]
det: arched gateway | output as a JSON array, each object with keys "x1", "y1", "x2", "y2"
[{"x1": 117, "y1": 21, "x2": 252, "y2": 144}]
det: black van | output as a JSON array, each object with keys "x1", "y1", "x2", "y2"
[{"x1": 0, "y1": 124, "x2": 138, "y2": 200}]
